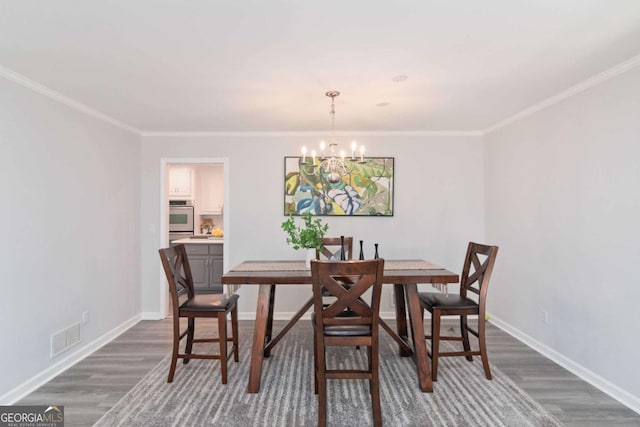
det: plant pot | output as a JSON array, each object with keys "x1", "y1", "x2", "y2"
[{"x1": 305, "y1": 248, "x2": 316, "y2": 269}]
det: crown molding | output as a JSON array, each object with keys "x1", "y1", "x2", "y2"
[
  {"x1": 6, "y1": 50, "x2": 640, "y2": 138},
  {"x1": 484, "y1": 53, "x2": 640, "y2": 134},
  {"x1": 140, "y1": 130, "x2": 483, "y2": 137},
  {"x1": 0, "y1": 64, "x2": 141, "y2": 135}
]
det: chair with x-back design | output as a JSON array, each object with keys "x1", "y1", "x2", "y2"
[
  {"x1": 419, "y1": 242, "x2": 498, "y2": 381},
  {"x1": 262, "y1": 237, "x2": 354, "y2": 357},
  {"x1": 159, "y1": 244, "x2": 239, "y2": 384},
  {"x1": 311, "y1": 259, "x2": 385, "y2": 427},
  {"x1": 318, "y1": 236, "x2": 353, "y2": 260},
  {"x1": 317, "y1": 236, "x2": 355, "y2": 299}
]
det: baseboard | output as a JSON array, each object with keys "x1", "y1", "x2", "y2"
[
  {"x1": 489, "y1": 314, "x2": 640, "y2": 415},
  {"x1": 141, "y1": 312, "x2": 164, "y2": 320},
  {"x1": 0, "y1": 314, "x2": 142, "y2": 405}
]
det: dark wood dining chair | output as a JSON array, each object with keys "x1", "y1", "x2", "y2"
[
  {"x1": 262, "y1": 237, "x2": 354, "y2": 357},
  {"x1": 159, "y1": 244, "x2": 239, "y2": 384},
  {"x1": 311, "y1": 259, "x2": 385, "y2": 427},
  {"x1": 318, "y1": 237, "x2": 355, "y2": 298},
  {"x1": 419, "y1": 242, "x2": 498, "y2": 381},
  {"x1": 318, "y1": 236, "x2": 353, "y2": 260}
]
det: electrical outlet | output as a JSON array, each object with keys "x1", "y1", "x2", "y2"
[
  {"x1": 389, "y1": 291, "x2": 395, "y2": 309},
  {"x1": 542, "y1": 310, "x2": 549, "y2": 324},
  {"x1": 82, "y1": 311, "x2": 89, "y2": 325}
]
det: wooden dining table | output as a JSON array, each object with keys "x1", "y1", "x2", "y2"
[{"x1": 221, "y1": 259, "x2": 459, "y2": 393}]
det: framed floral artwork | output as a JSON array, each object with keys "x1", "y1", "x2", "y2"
[{"x1": 284, "y1": 156, "x2": 394, "y2": 216}]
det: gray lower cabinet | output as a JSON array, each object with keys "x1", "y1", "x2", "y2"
[{"x1": 184, "y1": 244, "x2": 223, "y2": 293}]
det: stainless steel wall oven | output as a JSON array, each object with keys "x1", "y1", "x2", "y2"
[{"x1": 169, "y1": 200, "x2": 194, "y2": 234}]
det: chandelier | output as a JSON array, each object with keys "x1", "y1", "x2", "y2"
[{"x1": 300, "y1": 91, "x2": 365, "y2": 184}]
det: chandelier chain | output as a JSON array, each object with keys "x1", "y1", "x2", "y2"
[{"x1": 328, "y1": 91, "x2": 337, "y2": 148}]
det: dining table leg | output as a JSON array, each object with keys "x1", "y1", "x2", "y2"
[
  {"x1": 248, "y1": 283, "x2": 272, "y2": 393},
  {"x1": 264, "y1": 284, "x2": 276, "y2": 357},
  {"x1": 263, "y1": 296, "x2": 314, "y2": 356},
  {"x1": 405, "y1": 283, "x2": 433, "y2": 392},
  {"x1": 393, "y1": 284, "x2": 411, "y2": 357}
]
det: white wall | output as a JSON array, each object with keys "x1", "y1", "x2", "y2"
[
  {"x1": 485, "y1": 66, "x2": 640, "y2": 401},
  {"x1": 140, "y1": 134, "x2": 485, "y2": 317},
  {"x1": 0, "y1": 76, "x2": 141, "y2": 400}
]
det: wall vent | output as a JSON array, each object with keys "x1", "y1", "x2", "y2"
[{"x1": 50, "y1": 322, "x2": 82, "y2": 358}]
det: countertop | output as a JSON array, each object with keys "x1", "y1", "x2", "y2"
[{"x1": 173, "y1": 236, "x2": 224, "y2": 245}]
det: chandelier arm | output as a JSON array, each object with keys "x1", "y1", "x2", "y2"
[{"x1": 300, "y1": 161, "x2": 322, "y2": 177}]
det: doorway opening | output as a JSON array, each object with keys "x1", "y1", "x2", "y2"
[{"x1": 159, "y1": 157, "x2": 229, "y2": 318}]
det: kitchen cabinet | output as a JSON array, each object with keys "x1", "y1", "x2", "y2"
[
  {"x1": 198, "y1": 164, "x2": 223, "y2": 214},
  {"x1": 168, "y1": 166, "x2": 193, "y2": 199},
  {"x1": 184, "y1": 243, "x2": 223, "y2": 293}
]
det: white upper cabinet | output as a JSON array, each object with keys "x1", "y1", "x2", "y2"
[
  {"x1": 199, "y1": 164, "x2": 223, "y2": 214},
  {"x1": 168, "y1": 165, "x2": 193, "y2": 199}
]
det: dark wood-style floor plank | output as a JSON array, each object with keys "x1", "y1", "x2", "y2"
[{"x1": 17, "y1": 319, "x2": 640, "y2": 426}]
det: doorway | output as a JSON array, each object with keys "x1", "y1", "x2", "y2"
[{"x1": 159, "y1": 157, "x2": 229, "y2": 318}]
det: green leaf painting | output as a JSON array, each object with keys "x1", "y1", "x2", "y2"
[{"x1": 283, "y1": 157, "x2": 394, "y2": 216}]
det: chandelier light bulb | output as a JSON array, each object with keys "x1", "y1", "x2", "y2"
[
  {"x1": 360, "y1": 146, "x2": 365, "y2": 162},
  {"x1": 301, "y1": 146, "x2": 307, "y2": 162},
  {"x1": 351, "y1": 141, "x2": 357, "y2": 159},
  {"x1": 311, "y1": 149, "x2": 316, "y2": 164}
]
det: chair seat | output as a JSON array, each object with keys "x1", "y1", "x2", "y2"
[
  {"x1": 419, "y1": 293, "x2": 478, "y2": 311},
  {"x1": 180, "y1": 293, "x2": 239, "y2": 312},
  {"x1": 311, "y1": 312, "x2": 372, "y2": 336}
]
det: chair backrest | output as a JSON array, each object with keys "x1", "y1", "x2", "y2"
[
  {"x1": 318, "y1": 236, "x2": 353, "y2": 260},
  {"x1": 310, "y1": 259, "x2": 384, "y2": 329},
  {"x1": 459, "y1": 242, "x2": 499, "y2": 309},
  {"x1": 159, "y1": 244, "x2": 195, "y2": 316}
]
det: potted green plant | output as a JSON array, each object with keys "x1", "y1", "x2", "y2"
[{"x1": 281, "y1": 212, "x2": 329, "y2": 267}]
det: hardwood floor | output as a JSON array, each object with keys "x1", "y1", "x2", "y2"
[{"x1": 18, "y1": 318, "x2": 640, "y2": 426}]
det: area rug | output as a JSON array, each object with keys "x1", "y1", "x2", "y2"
[{"x1": 94, "y1": 327, "x2": 562, "y2": 426}]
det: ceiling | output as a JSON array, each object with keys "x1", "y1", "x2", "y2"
[{"x1": 1, "y1": 1, "x2": 640, "y2": 133}]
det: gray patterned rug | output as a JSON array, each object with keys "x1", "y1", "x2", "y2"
[{"x1": 95, "y1": 326, "x2": 562, "y2": 426}]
